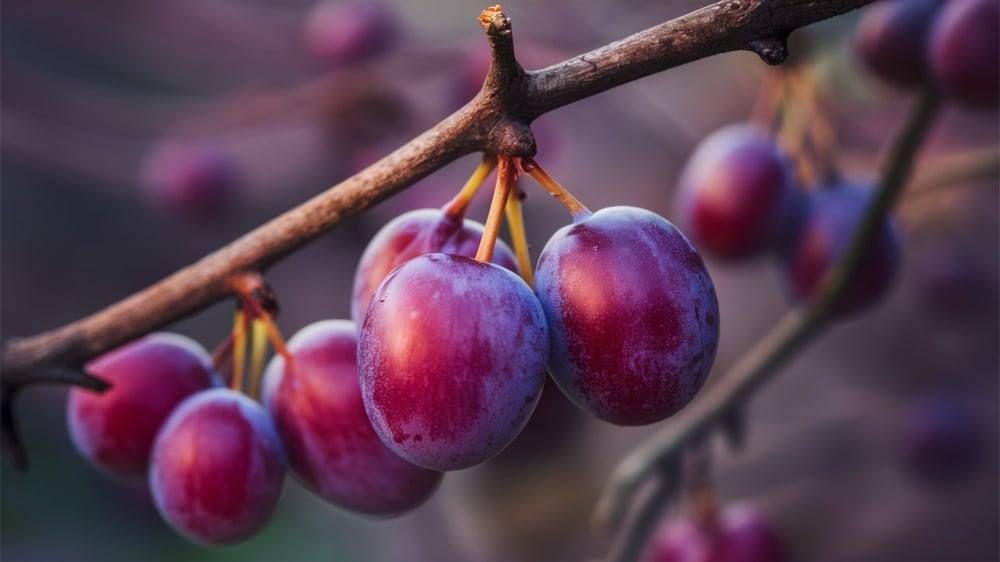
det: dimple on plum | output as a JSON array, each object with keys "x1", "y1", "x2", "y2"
[
  {"x1": 535, "y1": 206, "x2": 720, "y2": 426},
  {"x1": 262, "y1": 319, "x2": 442, "y2": 515}
]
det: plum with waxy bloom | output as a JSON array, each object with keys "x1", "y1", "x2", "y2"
[
  {"x1": 535, "y1": 206, "x2": 720, "y2": 426},
  {"x1": 262, "y1": 319, "x2": 442, "y2": 515}
]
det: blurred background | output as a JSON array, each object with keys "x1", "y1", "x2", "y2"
[{"x1": 2, "y1": 0, "x2": 997, "y2": 560}]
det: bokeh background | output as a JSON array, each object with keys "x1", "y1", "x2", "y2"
[{"x1": 2, "y1": 1, "x2": 997, "y2": 561}]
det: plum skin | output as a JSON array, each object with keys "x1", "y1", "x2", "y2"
[
  {"x1": 141, "y1": 139, "x2": 239, "y2": 220},
  {"x1": 351, "y1": 208, "x2": 519, "y2": 326},
  {"x1": 535, "y1": 206, "x2": 720, "y2": 426},
  {"x1": 358, "y1": 253, "x2": 549, "y2": 471},
  {"x1": 928, "y1": 0, "x2": 1000, "y2": 108},
  {"x1": 676, "y1": 124, "x2": 796, "y2": 259},
  {"x1": 646, "y1": 504, "x2": 787, "y2": 562},
  {"x1": 854, "y1": 0, "x2": 944, "y2": 89},
  {"x1": 262, "y1": 319, "x2": 442, "y2": 515},
  {"x1": 897, "y1": 395, "x2": 984, "y2": 486},
  {"x1": 303, "y1": 1, "x2": 398, "y2": 64},
  {"x1": 780, "y1": 181, "x2": 901, "y2": 316},
  {"x1": 66, "y1": 332, "x2": 219, "y2": 478},
  {"x1": 149, "y1": 388, "x2": 286, "y2": 546}
]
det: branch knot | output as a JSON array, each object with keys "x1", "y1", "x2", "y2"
[{"x1": 748, "y1": 34, "x2": 789, "y2": 65}]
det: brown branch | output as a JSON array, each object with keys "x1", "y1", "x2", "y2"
[{"x1": 0, "y1": 0, "x2": 873, "y2": 382}]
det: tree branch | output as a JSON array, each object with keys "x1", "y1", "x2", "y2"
[{"x1": 0, "y1": 0, "x2": 873, "y2": 391}]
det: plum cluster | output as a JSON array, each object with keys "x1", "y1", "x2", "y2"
[
  {"x1": 66, "y1": 324, "x2": 444, "y2": 545},
  {"x1": 855, "y1": 0, "x2": 998, "y2": 108},
  {"x1": 67, "y1": 333, "x2": 286, "y2": 545},
  {"x1": 67, "y1": 156, "x2": 723, "y2": 545},
  {"x1": 644, "y1": 503, "x2": 787, "y2": 562},
  {"x1": 676, "y1": 123, "x2": 902, "y2": 317},
  {"x1": 353, "y1": 168, "x2": 720, "y2": 470}
]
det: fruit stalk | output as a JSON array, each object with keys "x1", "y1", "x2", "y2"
[
  {"x1": 443, "y1": 154, "x2": 498, "y2": 220},
  {"x1": 249, "y1": 320, "x2": 269, "y2": 400},
  {"x1": 475, "y1": 157, "x2": 515, "y2": 263},
  {"x1": 504, "y1": 184, "x2": 535, "y2": 287},
  {"x1": 522, "y1": 158, "x2": 592, "y2": 220},
  {"x1": 231, "y1": 311, "x2": 249, "y2": 393}
]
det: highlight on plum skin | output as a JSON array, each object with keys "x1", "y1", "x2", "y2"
[
  {"x1": 675, "y1": 124, "x2": 797, "y2": 260},
  {"x1": 534, "y1": 206, "x2": 720, "y2": 426},
  {"x1": 779, "y1": 181, "x2": 902, "y2": 317},
  {"x1": 261, "y1": 319, "x2": 442, "y2": 516},
  {"x1": 927, "y1": 0, "x2": 1000, "y2": 108},
  {"x1": 644, "y1": 504, "x2": 788, "y2": 562},
  {"x1": 853, "y1": 0, "x2": 945, "y2": 89},
  {"x1": 140, "y1": 139, "x2": 240, "y2": 221},
  {"x1": 358, "y1": 253, "x2": 549, "y2": 472},
  {"x1": 351, "y1": 208, "x2": 519, "y2": 326},
  {"x1": 66, "y1": 332, "x2": 219, "y2": 479},
  {"x1": 149, "y1": 388, "x2": 286, "y2": 546}
]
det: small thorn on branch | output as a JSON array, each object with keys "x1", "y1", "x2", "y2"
[
  {"x1": 0, "y1": 365, "x2": 110, "y2": 471},
  {"x1": 748, "y1": 34, "x2": 789, "y2": 65}
]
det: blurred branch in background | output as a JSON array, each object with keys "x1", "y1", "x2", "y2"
[{"x1": 599, "y1": 83, "x2": 942, "y2": 562}]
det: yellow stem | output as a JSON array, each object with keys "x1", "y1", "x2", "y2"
[
  {"x1": 749, "y1": 69, "x2": 783, "y2": 130},
  {"x1": 504, "y1": 183, "x2": 535, "y2": 288},
  {"x1": 262, "y1": 315, "x2": 293, "y2": 364},
  {"x1": 248, "y1": 319, "x2": 268, "y2": 400},
  {"x1": 522, "y1": 158, "x2": 592, "y2": 220},
  {"x1": 443, "y1": 154, "x2": 498, "y2": 219},
  {"x1": 475, "y1": 157, "x2": 514, "y2": 263},
  {"x1": 231, "y1": 310, "x2": 248, "y2": 393},
  {"x1": 793, "y1": 70, "x2": 837, "y2": 180}
]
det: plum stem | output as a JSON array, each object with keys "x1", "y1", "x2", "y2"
[
  {"x1": 596, "y1": 83, "x2": 941, "y2": 562},
  {"x1": 749, "y1": 68, "x2": 784, "y2": 131},
  {"x1": 231, "y1": 310, "x2": 248, "y2": 394},
  {"x1": 262, "y1": 315, "x2": 293, "y2": 365},
  {"x1": 443, "y1": 154, "x2": 499, "y2": 220},
  {"x1": 504, "y1": 181, "x2": 535, "y2": 288},
  {"x1": 475, "y1": 156, "x2": 515, "y2": 263},
  {"x1": 521, "y1": 157, "x2": 592, "y2": 221},
  {"x1": 211, "y1": 333, "x2": 234, "y2": 384},
  {"x1": 248, "y1": 320, "x2": 269, "y2": 401}
]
